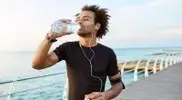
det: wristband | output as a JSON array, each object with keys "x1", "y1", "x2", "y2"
[{"x1": 46, "y1": 33, "x2": 57, "y2": 43}]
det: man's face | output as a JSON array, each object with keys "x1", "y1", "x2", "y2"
[{"x1": 76, "y1": 11, "x2": 97, "y2": 37}]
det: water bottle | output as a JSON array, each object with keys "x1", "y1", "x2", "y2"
[{"x1": 50, "y1": 19, "x2": 80, "y2": 34}]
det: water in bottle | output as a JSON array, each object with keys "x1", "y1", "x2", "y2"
[{"x1": 50, "y1": 19, "x2": 80, "y2": 34}]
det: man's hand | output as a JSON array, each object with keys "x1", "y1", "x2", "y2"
[{"x1": 85, "y1": 92, "x2": 107, "y2": 100}]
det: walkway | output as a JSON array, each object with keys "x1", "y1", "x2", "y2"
[{"x1": 116, "y1": 62, "x2": 182, "y2": 100}]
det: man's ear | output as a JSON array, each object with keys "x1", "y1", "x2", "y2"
[{"x1": 95, "y1": 23, "x2": 101, "y2": 30}]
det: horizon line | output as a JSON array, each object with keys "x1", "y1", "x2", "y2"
[{"x1": 1, "y1": 46, "x2": 182, "y2": 52}]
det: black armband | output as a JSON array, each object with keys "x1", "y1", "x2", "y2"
[
  {"x1": 110, "y1": 77, "x2": 126, "y2": 89},
  {"x1": 110, "y1": 77, "x2": 122, "y2": 85}
]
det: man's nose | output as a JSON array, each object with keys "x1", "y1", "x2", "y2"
[{"x1": 78, "y1": 20, "x2": 82, "y2": 25}]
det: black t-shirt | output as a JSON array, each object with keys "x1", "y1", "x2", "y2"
[{"x1": 54, "y1": 41, "x2": 124, "y2": 100}]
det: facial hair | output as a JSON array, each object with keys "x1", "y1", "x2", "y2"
[
  {"x1": 77, "y1": 27, "x2": 93, "y2": 37},
  {"x1": 77, "y1": 32, "x2": 92, "y2": 37}
]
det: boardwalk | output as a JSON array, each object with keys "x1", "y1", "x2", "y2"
[{"x1": 115, "y1": 62, "x2": 182, "y2": 100}]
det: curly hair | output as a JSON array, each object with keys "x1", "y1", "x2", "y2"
[{"x1": 81, "y1": 5, "x2": 110, "y2": 39}]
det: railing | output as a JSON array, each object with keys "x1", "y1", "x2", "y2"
[
  {"x1": 0, "y1": 52, "x2": 181, "y2": 100},
  {"x1": 120, "y1": 52, "x2": 182, "y2": 83},
  {"x1": 0, "y1": 72, "x2": 66, "y2": 100}
]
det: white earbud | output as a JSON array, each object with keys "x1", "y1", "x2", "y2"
[{"x1": 95, "y1": 24, "x2": 100, "y2": 30}]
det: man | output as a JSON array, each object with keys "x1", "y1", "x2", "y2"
[{"x1": 32, "y1": 5, "x2": 125, "y2": 100}]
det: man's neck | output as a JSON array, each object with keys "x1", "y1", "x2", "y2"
[{"x1": 79, "y1": 36, "x2": 97, "y2": 47}]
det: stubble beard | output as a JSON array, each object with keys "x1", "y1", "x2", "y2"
[{"x1": 77, "y1": 31, "x2": 92, "y2": 38}]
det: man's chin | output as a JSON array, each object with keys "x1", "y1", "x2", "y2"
[{"x1": 77, "y1": 32, "x2": 90, "y2": 37}]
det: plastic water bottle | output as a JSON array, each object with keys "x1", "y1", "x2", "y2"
[{"x1": 50, "y1": 19, "x2": 80, "y2": 34}]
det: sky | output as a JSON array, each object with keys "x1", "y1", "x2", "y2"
[{"x1": 0, "y1": 0, "x2": 182, "y2": 51}]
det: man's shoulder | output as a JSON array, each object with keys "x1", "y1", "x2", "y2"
[
  {"x1": 98, "y1": 43, "x2": 115, "y2": 53},
  {"x1": 99, "y1": 43, "x2": 115, "y2": 55}
]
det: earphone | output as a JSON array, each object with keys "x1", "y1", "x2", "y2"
[
  {"x1": 79, "y1": 32, "x2": 103, "y2": 92},
  {"x1": 95, "y1": 24, "x2": 100, "y2": 30}
]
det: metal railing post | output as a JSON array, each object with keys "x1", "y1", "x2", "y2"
[
  {"x1": 134, "y1": 59, "x2": 141, "y2": 82},
  {"x1": 160, "y1": 56, "x2": 164, "y2": 71},
  {"x1": 145, "y1": 58, "x2": 151, "y2": 77},
  {"x1": 153, "y1": 56, "x2": 158, "y2": 73}
]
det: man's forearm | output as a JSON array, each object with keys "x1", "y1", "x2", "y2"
[
  {"x1": 104, "y1": 83, "x2": 123, "y2": 100},
  {"x1": 32, "y1": 38, "x2": 52, "y2": 69}
]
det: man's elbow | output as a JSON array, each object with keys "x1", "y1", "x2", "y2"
[
  {"x1": 32, "y1": 61, "x2": 44, "y2": 70},
  {"x1": 32, "y1": 64, "x2": 42, "y2": 70}
]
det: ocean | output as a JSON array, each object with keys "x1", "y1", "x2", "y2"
[{"x1": 0, "y1": 47, "x2": 182, "y2": 100}]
